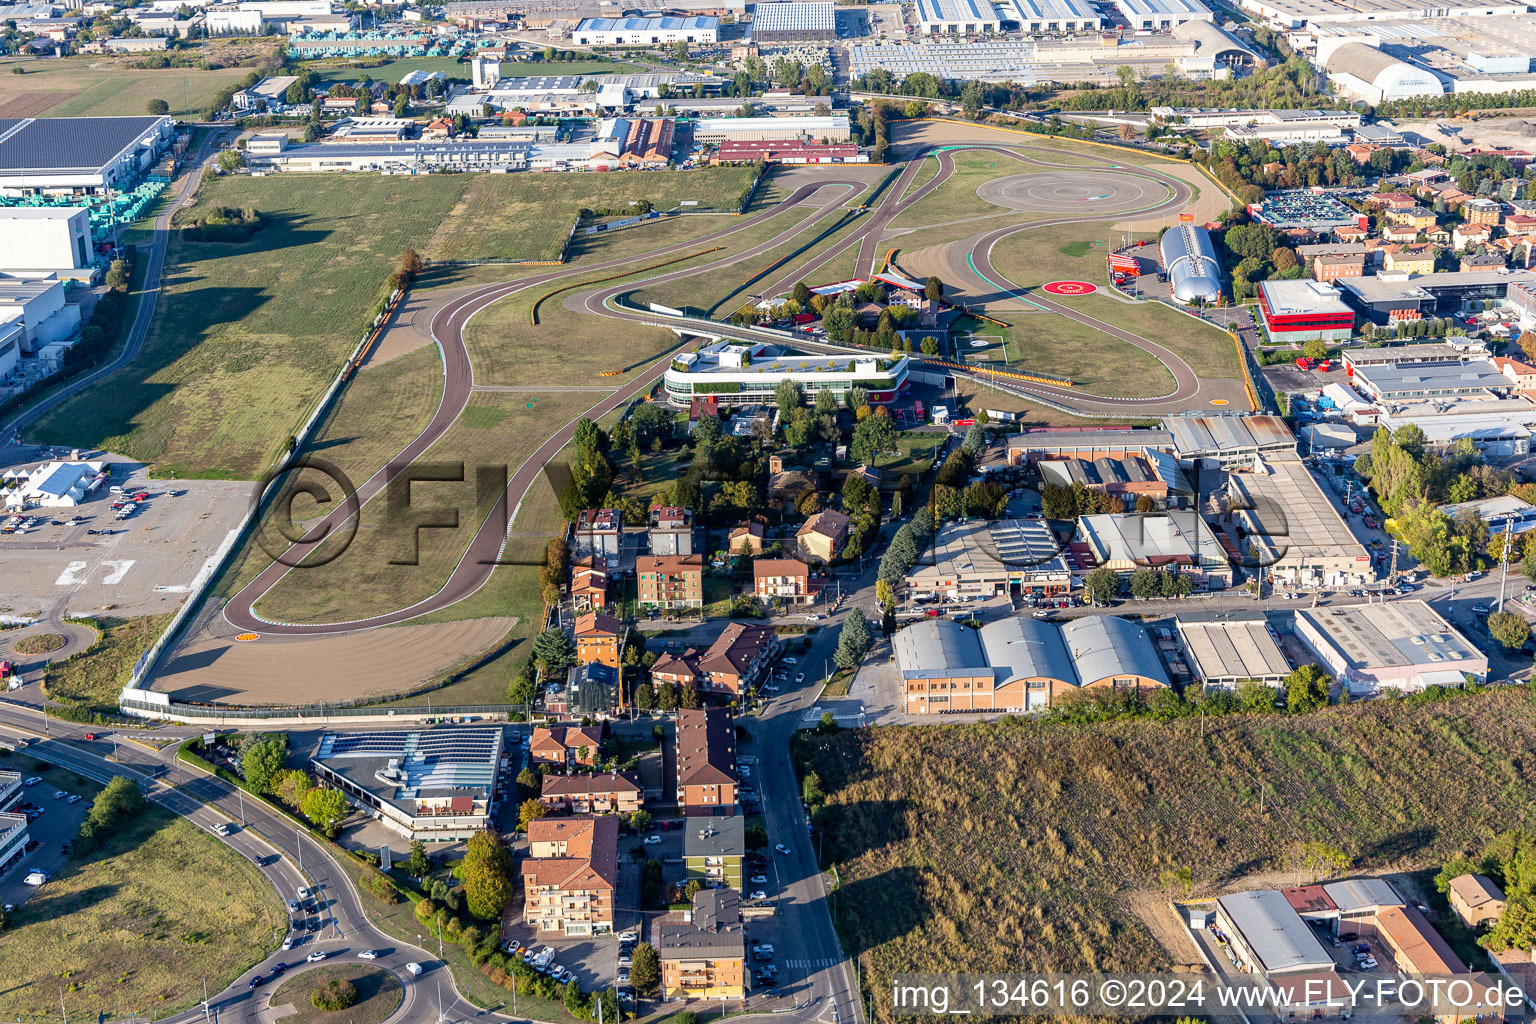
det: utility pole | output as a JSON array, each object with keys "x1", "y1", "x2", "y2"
[
  {"x1": 1389, "y1": 537, "x2": 1399, "y2": 586},
  {"x1": 1498, "y1": 516, "x2": 1516, "y2": 612},
  {"x1": 203, "y1": 978, "x2": 210, "y2": 1022},
  {"x1": 59, "y1": 985, "x2": 66, "y2": 1024}
]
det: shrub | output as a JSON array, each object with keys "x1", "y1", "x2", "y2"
[{"x1": 310, "y1": 979, "x2": 358, "y2": 1012}]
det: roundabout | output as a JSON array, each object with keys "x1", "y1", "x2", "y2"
[{"x1": 976, "y1": 171, "x2": 1170, "y2": 214}]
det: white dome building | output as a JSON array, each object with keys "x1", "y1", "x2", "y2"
[{"x1": 1324, "y1": 42, "x2": 1445, "y2": 104}]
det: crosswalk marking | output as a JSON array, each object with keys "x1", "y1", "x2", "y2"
[{"x1": 785, "y1": 958, "x2": 844, "y2": 969}]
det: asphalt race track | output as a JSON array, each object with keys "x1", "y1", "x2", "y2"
[{"x1": 976, "y1": 170, "x2": 1171, "y2": 214}]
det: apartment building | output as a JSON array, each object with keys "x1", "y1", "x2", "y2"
[
  {"x1": 574, "y1": 612, "x2": 623, "y2": 668},
  {"x1": 658, "y1": 889, "x2": 748, "y2": 998},
  {"x1": 522, "y1": 816, "x2": 619, "y2": 936},
  {"x1": 540, "y1": 771, "x2": 644, "y2": 815},
  {"x1": 651, "y1": 622, "x2": 780, "y2": 696},
  {"x1": 637, "y1": 554, "x2": 704, "y2": 610},
  {"x1": 675, "y1": 708, "x2": 737, "y2": 815},
  {"x1": 528, "y1": 726, "x2": 603, "y2": 768},
  {"x1": 752, "y1": 557, "x2": 813, "y2": 604},
  {"x1": 649, "y1": 505, "x2": 694, "y2": 556},
  {"x1": 796, "y1": 509, "x2": 849, "y2": 563},
  {"x1": 684, "y1": 814, "x2": 745, "y2": 891},
  {"x1": 575, "y1": 508, "x2": 624, "y2": 559}
]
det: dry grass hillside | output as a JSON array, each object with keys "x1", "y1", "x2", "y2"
[{"x1": 796, "y1": 688, "x2": 1536, "y2": 1005}]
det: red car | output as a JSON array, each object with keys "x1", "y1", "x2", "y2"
[
  {"x1": 132, "y1": 492, "x2": 149, "y2": 501},
  {"x1": 1363, "y1": 516, "x2": 1377, "y2": 529}
]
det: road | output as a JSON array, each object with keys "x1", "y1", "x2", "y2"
[{"x1": 0, "y1": 705, "x2": 480, "y2": 1024}]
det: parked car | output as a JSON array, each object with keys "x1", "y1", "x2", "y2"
[
  {"x1": 750, "y1": 874, "x2": 768, "y2": 885},
  {"x1": 644, "y1": 834, "x2": 662, "y2": 845},
  {"x1": 748, "y1": 890, "x2": 767, "y2": 900},
  {"x1": 774, "y1": 844, "x2": 792, "y2": 855}
]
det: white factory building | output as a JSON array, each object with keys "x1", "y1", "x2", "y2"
[
  {"x1": 690, "y1": 115, "x2": 850, "y2": 142},
  {"x1": 1113, "y1": 0, "x2": 1213, "y2": 30},
  {"x1": 2, "y1": 461, "x2": 108, "y2": 509},
  {"x1": 915, "y1": 0, "x2": 1001, "y2": 34},
  {"x1": 572, "y1": 15, "x2": 719, "y2": 44},
  {"x1": 0, "y1": 275, "x2": 81, "y2": 351},
  {"x1": 0, "y1": 208, "x2": 92, "y2": 276},
  {"x1": 1003, "y1": 0, "x2": 1102, "y2": 33}
]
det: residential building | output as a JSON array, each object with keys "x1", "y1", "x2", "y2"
[
  {"x1": 0, "y1": 805, "x2": 27, "y2": 880},
  {"x1": 575, "y1": 508, "x2": 623, "y2": 559},
  {"x1": 796, "y1": 508, "x2": 849, "y2": 563},
  {"x1": 1453, "y1": 222, "x2": 1493, "y2": 249},
  {"x1": 1294, "y1": 600, "x2": 1488, "y2": 694},
  {"x1": 766, "y1": 454, "x2": 817, "y2": 509},
  {"x1": 1447, "y1": 874, "x2": 1505, "y2": 929},
  {"x1": 895, "y1": 616, "x2": 1170, "y2": 714},
  {"x1": 637, "y1": 554, "x2": 704, "y2": 610},
  {"x1": 522, "y1": 815, "x2": 618, "y2": 935},
  {"x1": 1465, "y1": 197, "x2": 1503, "y2": 226},
  {"x1": 1496, "y1": 355, "x2": 1536, "y2": 389},
  {"x1": 528, "y1": 725, "x2": 603, "y2": 768},
  {"x1": 729, "y1": 520, "x2": 765, "y2": 556},
  {"x1": 540, "y1": 771, "x2": 643, "y2": 815},
  {"x1": 649, "y1": 506, "x2": 694, "y2": 556},
  {"x1": 752, "y1": 557, "x2": 813, "y2": 604},
  {"x1": 1313, "y1": 252, "x2": 1366, "y2": 283},
  {"x1": 653, "y1": 623, "x2": 779, "y2": 696},
  {"x1": 571, "y1": 556, "x2": 609, "y2": 612},
  {"x1": 675, "y1": 708, "x2": 736, "y2": 815},
  {"x1": 657, "y1": 889, "x2": 748, "y2": 998},
  {"x1": 684, "y1": 814, "x2": 744, "y2": 890},
  {"x1": 574, "y1": 612, "x2": 623, "y2": 668},
  {"x1": 1384, "y1": 205, "x2": 1436, "y2": 230},
  {"x1": 309, "y1": 728, "x2": 502, "y2": 840}
]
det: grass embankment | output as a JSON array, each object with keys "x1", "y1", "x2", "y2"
[
  {"x1": 30, "y1": 175, "x2": 468, "y2": 479},
  {"x1": 269, "y1": 965, "x2": 402, "y2": 1024},
  {"x1": 42, "y1": 615, "x2": 169, "y2": 713},
  {"x1": 798, "y1": 688, "x2": 1536, "y2": 998},
  {"x1": 252, "y1": 391, "x2": 599, "y2": 625},
  {"x1": 0, "y1": 804, "x2": 283, "y2": 1019},
  {"x1": 0, "y1": 58, "x2": 253, "y2": 118},
  {"x1": 424, "y1": 166, "x2": 759, "y2": 263}
]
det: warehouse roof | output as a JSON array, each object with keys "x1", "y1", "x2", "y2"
[
  {"x1": 917, "y1": 0, "x2": 997, "y2": 22},
  {"x1": 1004, "y1": 0, "x2": 1100, "y2": 20},
  {"x1": 1077, "y1": 512, "x2": 1227, "y2": 568},
  {"x1": 1164, "y1": 415, "x2": 1294, "y2": 458},
  {"x1": 907, "y1": 519, "x2": 1072, "y2": 589},
  {"x1": 1059, "y1": 615, "x2": 1171, "y2": 686},
  {"x1": 1114, "y1": 0, "x2": 1211, "y2": 16},
  {"x1": 893, "y1": 618, "x2": 985, "y2": 678},
  {"x1": 1353, "y1": 359, "x2": 1509, "y2": 395},
  {"x1": 575, "y1": 15, "x2": 718, "y2": 30},
  {"x1": 1218, "y1": 889, "x2": 1336, "y2": 974},
  {"x1": 0, "y1": 115, "x2": 170, "y2": 174},
  {"x1": 1259, "y1": 278, "x2": 1352, "y2": 317},
  {"x1": 1176, "y1": 618, "x2": 1291, "y2": 682},
  {"x1": 979, "y1": 617, "x2": 1077, "y2": 686},
  {"x1": 1298, "y1": 601, "x2": 1481, "y2": 670},
  {"x1": 1226, "y1": 455, "x2": 1370, "y2": 568},
  {"x1": 751, "y1": 0, "x2": 834, "y2": 31}
]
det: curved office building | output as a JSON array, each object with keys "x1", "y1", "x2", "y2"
[{"x1": 1159, "y1": 223, "x2": 1222, "y2": 304}]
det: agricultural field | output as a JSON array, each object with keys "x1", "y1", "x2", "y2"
[
  {"x1": 30, "y1": 174, "x2": 469, "y2": 479},
  {"x1": 424, "y1": 166, "x2": 760, "y2": 262},
  {"x1": 796, "y1": 689, "x2": 1536, "y2": 991},
  {"x1": 251, "y1": 389, "x2": 601, "y2": 625},
  {"x1": 0, "y1": 58, "x2": 253, "y2": 119},
  {"x1": 0, "y1": 803, "x2": 283, "y2": 1019}
]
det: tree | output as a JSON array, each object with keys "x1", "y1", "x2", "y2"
[
  {"x1": 1288, "y1": 841, "x2": 1351, "y2": 884},
  {"x1": 960, "y1": 80, "x2": 983, "y2": 120},
  {"x1": 925, "y1": 276, "x2": 944, "y2": 304},
  {"x1": 240, "y1": 734, "x2": 288, "y2": 792},
  {"x1": 1488, "y1": 610, "x2": 1531, "y2": 650},
  {"x1": 216, "y1": 147, "x2": 245, "y2": 172},
  {"x1": 461, "y1": 829, "x2": 516, "y2": 920},
  {"x1": 147, "y1": 97, "x2": 169, "y2": 115},
  {"x1": 774, "y1": 378, "x2": 803, "y2": 417},
  {"x1": 302, "y1": 787, "x2": 349, "y2": 831},
  {"x1": 629, "y1": 943, "x2": 660, "y2": 993},
  {"x1": 518, "y1": 797, "x2": 551, "y2": 831},
  {"x1": 406, "y1": 839, "x2": 431, "y2": 878},
  {"x1": 850, "y1": 412, "x2": 896, "y2": 467},
  {"x1": 1284, "y1": 663, "x2": 1331, "y2": 713},
  {"x1": 1083, "y1": 566, "x2": 1119, "y2": 606},
  {"x1": 745, "y1": 823, "x2": 769, "y2": 849},
  {"x1": 1302, "y1": 338, "x2": 1330, "y2": 361},
  {"x1": 802, "y1": 770, "x2": 825, "y2": 805},
  {"x1": 919, "y1": 336, "x2": 940, "y2": 356},
  {"x1": 833, "y1": 608, "x2": 872, "y2": 671},
  {"x1": 531, "y1": 626, "x2": 575, "y2": 677},
  {"x1": 507, "y1": 664, "x2": 537, "y2": 706},
  {"x1": 628, "y1": 809, "x2": 652, "y2": 833}
]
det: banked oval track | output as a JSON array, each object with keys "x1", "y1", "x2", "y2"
[{"x1": 223, "y1": 140, "x2": 1208, "y2": 634}]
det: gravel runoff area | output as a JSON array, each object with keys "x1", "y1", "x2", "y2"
[{"x1": 0, "y1": 458, "x2": 250, "y2": 619}]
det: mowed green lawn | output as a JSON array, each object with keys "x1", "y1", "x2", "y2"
[
  {"x1": 0, "y1": 804, "x2": 283, "y2": 1019},
  {"x1": 957, "y1": 312, "x2": 1175, "y2": 398},
  {"x1": 252, "y1": 390, "x2": 602, "y2": 624},
  {"x1": 0, "y1": 58, "x2": 253, "y2": 119},
  {"x1": 425, "y1": 166, "x2": 759, "y2": 262},
  {"x1": 989, "y1": 223, "x2": 1241, "y2": 378},
  {"x1": 31, "y1": 175, "x2": 470, "y2": 479}
]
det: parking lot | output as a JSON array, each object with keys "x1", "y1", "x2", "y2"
[
  {"x1": 0, "y1": 759, "x2": 95, "y2": 908},
  {"x1": 0, "y1": 458, "x2": 250, "y2": 618}
]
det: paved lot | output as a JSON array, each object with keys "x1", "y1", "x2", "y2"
[
  {"x1": 0, "y1": 458, "x2": 249, "y2": 618},
  {"x1": 0, "y1": 762, "x2": 94, "y2": 908}
]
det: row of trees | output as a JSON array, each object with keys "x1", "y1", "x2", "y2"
[
  {"x1": 1080, "y1": 565, "x2": 1194, "y2": 606},
  {"x1": 235, "y1": 733, "x2": 349, "y2": 835},
  {"x1": 1042, "y1": 662, "x2": 1336, "y2": 724}
]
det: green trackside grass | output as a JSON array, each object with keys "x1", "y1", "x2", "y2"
[
  {"x1": 0, "y1": 805, "x2": 284, "y2": 1019},
  {"x1": 956, "y1": 313, "x2": 1177, "y2": 398},
  {"x1": 989, "y1": 223, "x2": 1242, "y2": 378},
  {"x1": 42, "y1": 615, "x2": 170, "y2": 713},
  {"x1": 0, "y1": 57, "x2": 255, "y2": 118},
  {"x1": 207, "y1": 343, "x2": 449, "y2": 603},
  {"x1": 950, "y1": 380, "x2": 1161, "y2": 428},
  {"x1": 796, "y1": 688, "x2": 1536, "y2": 993},
  {"x1": 252, "y1": 391, "x2": 600, "y2": 625},
  {"x1": 30, "y1": 174, "x2": 470, "y2": 479},
  {"x1": 268, "y1": 965, "x2": 402, "y2": 1024},
  {"x1": 424, "y1": 166, "x2": 760, "y2": 262}
]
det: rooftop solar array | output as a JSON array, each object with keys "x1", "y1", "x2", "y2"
[
  {"x1": 0, "y1": 116, "x2": 169, "y2": 175},
  {"x1": 315, "y1": 728, "x2": 502, "y2": 799}
]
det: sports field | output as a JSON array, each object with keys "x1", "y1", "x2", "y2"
[
  {"x1": 0, "y1": 802, "x2": 283, "y2": 1019},
  {"x1": 424, "y1": 166, "x2": 759, "y2": 262},
  {"x1": 0, "y1": 58, "x2": 252, "y2": 119},
  {"x1": 29, "y1": 175, "x2": 467, "y2": 479}
]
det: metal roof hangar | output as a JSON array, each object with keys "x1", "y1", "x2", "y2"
[{"x1": 1159, "y1": 223, "x2": 1222, "y2": 304}]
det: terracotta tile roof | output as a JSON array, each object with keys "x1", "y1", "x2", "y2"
[
  {"x1": 522, "y1": 815, "x2": 619, "y2": 889},
  {"x1": 574, "y1": 612, "x2": 623, "y2": 637},
  {"x1": 676, "y1": 707, "x2": 735, "y2": 787},
  {"x1": 753, "y1": 557, "x2": 808, "y2": 580},
  {"x1": 1376, "y1": 905, "x2": 1466, "y2": 975},
  {"x1": 541, "y1": 771, "x2": 642, "y2": 797},
  {"x1": 698, "y1": 622, "x2": 774, "y2": 679}
]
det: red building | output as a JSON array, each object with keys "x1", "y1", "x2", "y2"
[{"x1": 1256, "y1": 279, "x2": 1354, "y2": 343}]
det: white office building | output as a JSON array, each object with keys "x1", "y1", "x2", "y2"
[
  {"x1": 0, "y1": 208, "x2": 92, "y2": 275},
  {"x1": 573, "y1": 15, "x2": 719, "y2": 44}
]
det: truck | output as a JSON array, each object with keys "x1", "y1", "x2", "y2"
[{"x1": 1296, "y1": 357, "x2": 1315, "y2": 370}]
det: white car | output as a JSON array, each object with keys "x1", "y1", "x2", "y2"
[
  {"x1": 282, "y1": 937, "x2": 295, "y2": 950},
  {"x1": 307, "y1": 951, "x2": 328, "y2": 963},
  {"x1": 23, "y1": 870, "x2": 48, "y2": 886},
  {"x1": 405, "y1": 963, "x2": 423, "y2": 976},
  {"x1": 782, "y1": 657, "x2": 798, "y2": 666},
  {"x1": 643, "y1": 834, "x2": 662, "y2": 845},
  {"x1": 357, "y1": 950, "x2": 379, "y2": 960},
  {"x1": 51, "y1": 791, "x2": 66, "y2": 800},
  {"x1": 23, "y1": 777, "x2": 39, "y2": 787},
  {"x1": 748, "y1": 890, "x2": 767, "y2": 900},
  {"x1": 618, "y1": 931, "x2": 638, "y2": 944},
  {"x1": 750, "y1": 874, "x2": 768, "y2": 885},
  {"x1": 805, "y1": 614, "x2": 823, "y2": 622},
  {"x1": 774, "y1": 844, "x2": 792, "y2": 855},
  {"x1": 795, "y1": 673, "x2": 805, "y2": 683}
]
